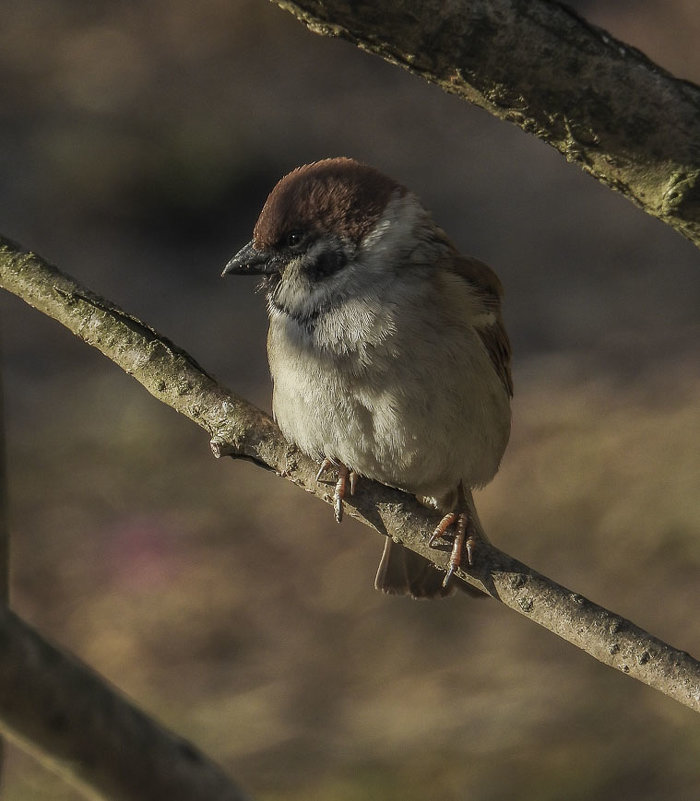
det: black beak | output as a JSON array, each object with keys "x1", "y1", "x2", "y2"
[{"x1": 221, "y1": 240, "x2": 277, "y2": 277}]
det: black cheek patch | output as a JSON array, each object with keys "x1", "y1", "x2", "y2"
[{"x1": 307, "y1": 248, "x2": 348, "y2": 281}]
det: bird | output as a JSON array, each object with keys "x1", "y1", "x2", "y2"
[{"x1": 222, "y1": 157, "x2": 512, "y2": 598}]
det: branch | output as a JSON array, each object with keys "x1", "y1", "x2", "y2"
[
  {"x1": 1, "y1": 237, "x2": 698, "y2": 716},
  {"x1": 0, "y1": 292, "x2": 9, "y2": 794},
  {"x1": 0, "y1": 336, "x2": 9, "y2": 600},
  {"x1": 0, "y1": 606, "x2": 252, "y2": 801},
  {"x1": 272, "y1": 0, "x2": 700, "y2": 249}
]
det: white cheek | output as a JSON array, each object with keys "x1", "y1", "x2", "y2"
[{"x1": 360, "y1": 191, "x2": 424, "y2": 265}]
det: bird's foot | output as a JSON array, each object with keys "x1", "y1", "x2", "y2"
[
  {"x1": 429, "y1": 511, "x2": 478, "y2": 587},
  {"x1": 316, "y1": 457, "x2": 358, "y2": 522}
]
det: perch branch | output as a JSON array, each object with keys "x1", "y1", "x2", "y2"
[
  {"x1": 1, "y1": 237, "x2": 698, "y2": 716},
  {"x1": 272, "y1": 0, "x2": 700, "y2": 249}
]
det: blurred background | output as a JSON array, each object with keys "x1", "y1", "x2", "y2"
[{"x1": 1, "y1": 0, "x2": 699, "y2": 798}]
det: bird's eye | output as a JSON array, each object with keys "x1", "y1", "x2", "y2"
[{"x1": 286, "y1": 230, "x2": 304, "y2": 248}]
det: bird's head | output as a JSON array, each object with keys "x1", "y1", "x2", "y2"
[{"x1": 223, "y1": 158, "x2": 430, "y2": 323}]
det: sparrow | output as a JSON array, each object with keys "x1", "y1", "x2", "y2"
[{"x1": 223, "y1": 158, "x2": 512, "y2": 598}]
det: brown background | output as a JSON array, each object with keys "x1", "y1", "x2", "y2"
[{"x1": 1, "y1": 1, "x2": 699, "y2": 799}]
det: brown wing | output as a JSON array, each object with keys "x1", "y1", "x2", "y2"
[{"x1": 450, "y1": 253, "x2": 513, "y2": 398}]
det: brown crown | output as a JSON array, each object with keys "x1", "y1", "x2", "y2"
[{"x1": 253, "y1": 158, "x2": 406, "y2": 249}]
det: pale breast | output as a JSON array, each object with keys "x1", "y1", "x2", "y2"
[{"x1": 267, "y1": 285, "x2": 511, "y2": 499}]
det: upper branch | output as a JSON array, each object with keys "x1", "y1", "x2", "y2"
[
  {"x1": 273, "y1": 0, "x2": 700, "y2": 249},
  {"x1": 1, "y1": 236, "x2": 698, "y2": 715}
]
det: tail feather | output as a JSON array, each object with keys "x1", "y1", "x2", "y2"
[{"x1": 374, "y1": 488, "x2": 487, "y2": 599}]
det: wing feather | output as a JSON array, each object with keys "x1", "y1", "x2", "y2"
[{"x1": 449, "y1": 254, "x2": 513, "y2": 398}]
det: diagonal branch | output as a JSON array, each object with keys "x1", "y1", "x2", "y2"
[
  {"x1": 0, "y1": 606, "x2": 252, "y2": 801},
  {"x1": 272, "y1": 0, "x2": 700, "y2": 249},
  {"x1": 0, "y1": 286, "x2": 9, "y2": 795},
  {"x1": 1, "y1": 236, "x2": 698, "y2": 715}
]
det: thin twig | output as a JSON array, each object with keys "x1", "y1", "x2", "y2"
[{"x1": 1, "y1": 237, "x2": 698, "y2": 714}]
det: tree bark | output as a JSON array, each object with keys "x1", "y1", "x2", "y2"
[
  {"x1": 1, "y1": 237, "x2": 698, "y2": 716},
  {"x1": 0, "y1": 606, "x2": 252, "y2": 801},
  {"x1": 0, "y1": 319, "x2": 9, "y2": 796},
  {"x1": 273, "y1": 0, "x2": 700, "y2": 249}
]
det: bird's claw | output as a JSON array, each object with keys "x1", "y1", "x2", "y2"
[
  {"x1": 316, "y1": 458, "x2": 357, "y2": 523},
  {"x1": 315, "y1": 457, "x2": 334, "y2": 482},
  {"x1": 429, "y1": 511, "x2": 476, "y2": 587}
]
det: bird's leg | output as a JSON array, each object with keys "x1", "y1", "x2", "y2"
[
  {"x1": 333, "y1": 466, "x2": 349, "y2": 523},
  {"x1": 429, "y1": 512, "x2": 458, "y2": 545},
  {"x1": 428, "y1": 486, "x2": 480, "y2": 587},
  {"x1": 315, "y1": 457, "x2": 334, "y2": 482},
  {"x1": 315, "y1": 457, "x2": 357, "y2": 523}
]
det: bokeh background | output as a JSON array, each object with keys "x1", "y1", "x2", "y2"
[{"x1": 1, "y1": 1, "x2": 699, "y2": 799}]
